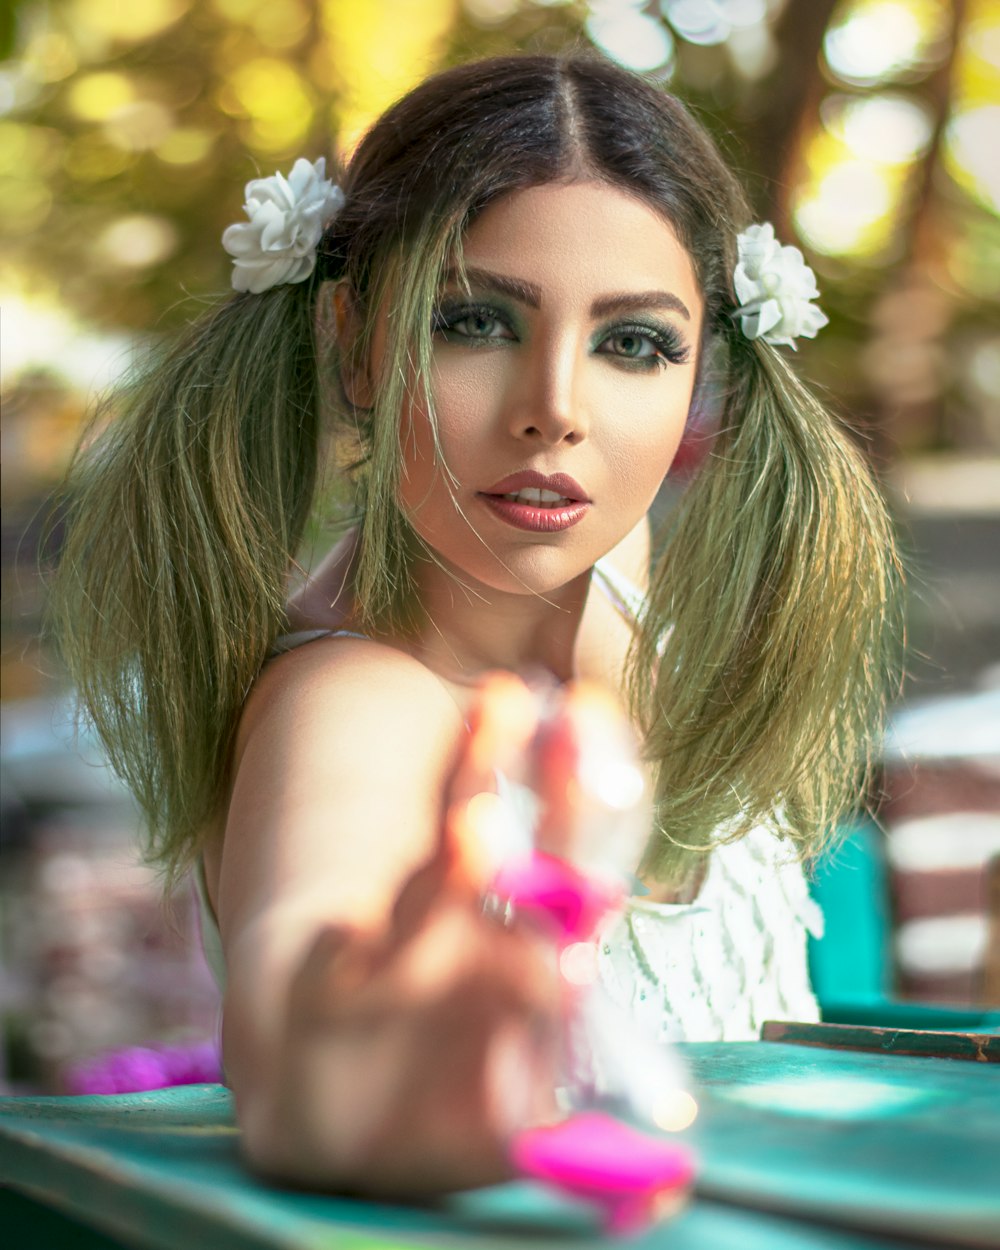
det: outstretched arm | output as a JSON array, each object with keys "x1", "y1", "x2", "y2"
[{"x1": 212, "y1": 638, "x2": 560, "y2": 1193}]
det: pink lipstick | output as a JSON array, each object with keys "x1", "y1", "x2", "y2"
[{"x1": 478, "y1": 470, "x2": 591, "y2": 533}]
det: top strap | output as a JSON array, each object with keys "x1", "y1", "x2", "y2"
[{"x1": 592, "y1": 558, "x2": 646, "y2": 627}]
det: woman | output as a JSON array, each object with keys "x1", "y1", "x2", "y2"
[{"x1": 52, "y1": 53, "x2": 900, "y2": 1193}]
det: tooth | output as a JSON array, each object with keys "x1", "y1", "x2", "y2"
[{"x1": 501, "y1": 488, "x2": 569, "y2": 505}]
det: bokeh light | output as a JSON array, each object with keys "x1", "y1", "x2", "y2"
[
  {"x1": 726, "y1": 20, "x2": 779, "y2": 80},
  {"x1": 823, "y1": 0, "x2": 951, "y2": 88},
  {"x1": 795, "y1": 161, "x2": 900, "y2": 258},
  {"x1": 661, "y1": 0, "x2": 731, "y2": 46},
  {"x1": 220, "y1": 56, "x2": 314, "y2": 152},
  {"x1": 651, "y1": 1087, "x2": 699, "y2": 1133},
  {"x1": 943, "y1": 1, "x2": 1000, "y2": 217},
  {"x1": 104, "y1": 99, "x2": 175, "y2": 151},
  {"x1": 944, "y1": 106, "x2": 1000, "y2": 215},
  {"x1": 464, "y1": 0, "x2": 522, "y2": 27},
  {"x1": 67, "y1": 71, "x2": 135, "y2": 121},
  {"x1": 96, "y1": 215, "x2": 180, "y2": 270},
  {"x1": 155, "y1": 126, "x2": 217, "y2": 166},
  {"x1": 0, "y1": 280, "x2": 134, "y2": 392},
  {"x1": 587, "y1": 1, "x2": 675, "y2": 73},
  {"x1": 660, "y1": 0, "x2": 769, "y2": 48},
  {"x1": 0, "y1": 176, "x2": 53, "y2": 235},
  {"x1": 62, "y1": 132, "x2": 134, "y2": 181},
  {"x1": 319, "y1": 0, "x2": 457, "y2": 154},
  {"x1": 20, "y1": 31, "x2": 78, "y2": 84},
  {"x1": 791, "y1": 0, "x2": 986, "y2": 261},
  {"x1": 69, "y1": 0, "x2": 191, "y2": 44},
  {"x1": 821, "y1": 92, "x2": 933, "y2": 164},
  {"x1": 0, "y1": 120, "x2": 61, "y2": 233}
]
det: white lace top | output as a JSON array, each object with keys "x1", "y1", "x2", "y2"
[{"x1": 597, "y1": 826, "x2": 823, "y2": 1041}]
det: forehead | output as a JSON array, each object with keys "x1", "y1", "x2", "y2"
[{"x1": 456, "y1": 180, "x2": 702, "y2": 315}]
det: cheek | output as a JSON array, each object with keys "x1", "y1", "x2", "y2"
[
  {"x1": 431, "y1": 354, "x2": 506, "y2": 441},
  {"x1": 398, "y1": 367, "x2": 488, "y2": 518},
  {"x1": 600, "y1": 377, "x2": 694, "y2": 491},
  {"x1": 402, "y1": 359, "x2": 499, "y2": 460}
]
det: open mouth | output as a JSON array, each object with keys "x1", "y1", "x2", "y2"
[
  {"x1": 495, "y1": 487, "x2": 576, "y2": 508},
  {"x1": 478, "y1": 485, "x2": 590, "y2": 533}
]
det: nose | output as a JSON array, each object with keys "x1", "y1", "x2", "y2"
[{"x1": 506, "y1": 332, "x2": 587, "y2": 446}]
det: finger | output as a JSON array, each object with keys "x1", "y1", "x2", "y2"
[
  {"x1": 289, "y1": 923, "x2": 381, "y2": 1021},
  {"x1": 458, "y1": 671, "x2": 541, "y2": 797},
  {"x1": 533, "y1": 681, "x2": 649, "y2": 873},
  {"x1": 442, "y1": 672, "x2": 542, "y2": 893}
]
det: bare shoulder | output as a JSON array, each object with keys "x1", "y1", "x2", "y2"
[
  {"x1": 216, "y1": 636, "x2": 466, "y2": 942},
  {"x1": 234, "y1": 634, "x2": 464, "y2": 772}
]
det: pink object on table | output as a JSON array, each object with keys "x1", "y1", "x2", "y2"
[
  {"x1": 512, "y1": 1111, "x2": 696, "y2": 1235},
  {"x1": 65, "y1": 1040, "x2": 222, "y2": 1095}
]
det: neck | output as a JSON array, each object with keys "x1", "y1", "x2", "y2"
[{"x1": 402, "y1": 556, "x2": 593, "y2": 687}]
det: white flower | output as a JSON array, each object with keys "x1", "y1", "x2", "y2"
[
  {"x1": 222, "y1": 157, "x2": 344, "y2": 295},
  {"x1": 733, "y1": 223, "x2": 829, "y2": 349}
]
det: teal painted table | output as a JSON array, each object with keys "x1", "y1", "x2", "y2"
[{"x1": 2, "y1": 1040, "x2": 998, "y2": 1249}]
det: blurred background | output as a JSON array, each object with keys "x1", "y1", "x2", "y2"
[{"x1": 1, "y1": 0, "x2": 998, "y2": 1093}]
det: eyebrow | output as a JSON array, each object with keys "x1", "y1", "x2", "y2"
[
  {"x1": 449, "y1": 265, "x2": 691, "y2": 322},
  {"x1": 591, "y1": 290, "x2": 691, "y2": 321}
]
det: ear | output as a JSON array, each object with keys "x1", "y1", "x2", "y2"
[{"x1": 332, "y1": 281, "x2": 374, "y2": 409}]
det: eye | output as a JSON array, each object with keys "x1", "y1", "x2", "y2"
[
  {"x1": 595, "y1": 322, "x2": 690, "y2": 371},
  {"x1": 433, "y1": 302, "x2": 516, "y2": 343},
  {"x1": 602, "y1": 332, "x2": 658, "y2": 360}
]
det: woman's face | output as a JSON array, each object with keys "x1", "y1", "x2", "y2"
[{"x1": 387, "y1": 179, "x2": 704, "y2": 598}]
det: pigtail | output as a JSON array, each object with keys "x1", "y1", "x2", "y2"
[
  {"x1": 50, "y1": 280, "x2": 324, "y2": 882},
  {"x1": 630, "y1": 335, "x2": 903, "y2": 885}
]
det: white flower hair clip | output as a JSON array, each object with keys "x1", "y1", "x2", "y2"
[
  {"x1": 222, "y1": 157, "x2": 344, "y2": 295},
  {"x1": 733, "y1": 223, "x2": 829, "y2": 349}
]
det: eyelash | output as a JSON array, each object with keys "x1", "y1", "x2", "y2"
[
  {"x1": 432, "y1": 302, "x2": 514, "y2": 343},
  {"x1": 597, "y1": 323, "x2": 690, "y2": 371},
  {"x1": 432, "y1": 300, "x2": 690, "y2": 370}
]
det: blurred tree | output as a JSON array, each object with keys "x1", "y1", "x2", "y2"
[{"x1": 0, "y1": 0, "x2": 580, "y2": 332}]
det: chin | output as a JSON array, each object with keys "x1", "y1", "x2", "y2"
[{"x1": 419, "y1": 540, "x2": 597, "y2": 601}]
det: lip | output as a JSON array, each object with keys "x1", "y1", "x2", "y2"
[
  {"x1": 477, "y1": 470, "x2": 591, "y2": 534},
  {"x1": 483, "y1": 470, "x2": 590, "y2": 502}
]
